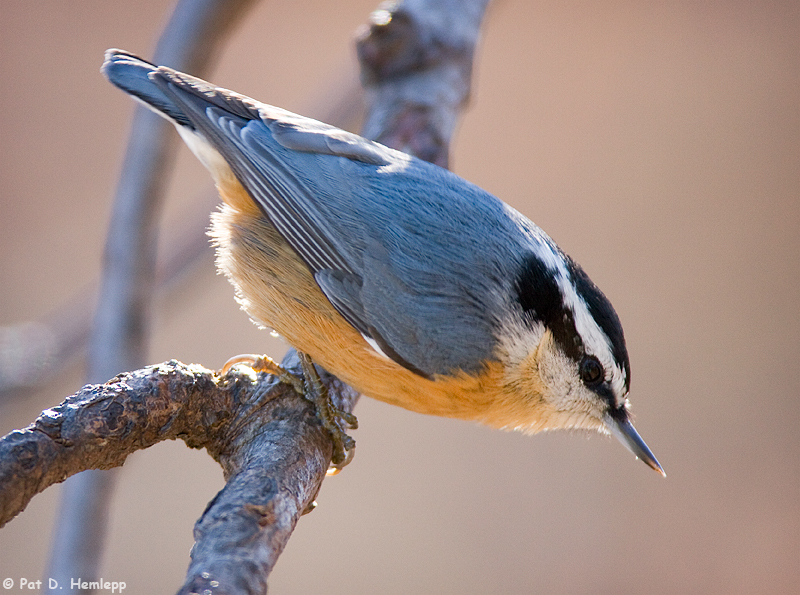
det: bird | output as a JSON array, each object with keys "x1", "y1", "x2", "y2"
[{"x1": 102, "y1": 49, "x2": 664, "y2": 475}]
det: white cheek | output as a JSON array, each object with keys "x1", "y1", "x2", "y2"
[
  {"x1": 537, "y1": 345, "x2": 607, "y2": 420},
  {"x1": 494, "y1": 313, "x2": 545, "y2": 369},
  {"x1": 537, "y1": 348, "x2": 582, "y2": 411}
]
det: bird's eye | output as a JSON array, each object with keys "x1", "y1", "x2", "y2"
[{"x1": 580, "y1": 356, "x2": 604, "y2": 386}]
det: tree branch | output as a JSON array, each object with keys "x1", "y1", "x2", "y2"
[
  {"x1": 357, "y1": 0, "x2": 490, "y2": 166},
  {"x1": 0, "y1": 353, "x2": 357, "y2": 593}
]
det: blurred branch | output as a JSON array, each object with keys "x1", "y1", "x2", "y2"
[
  {"x1": 45, "y1": 0, "x2": 260, "y2": 592},
  {"x1": 1, "y1": 0, "x2": 491, "y2": 593},
  {"x1": 0, "y1": 74, "x2": 363, "y2": 400},
  {"x1": 88, "y1": 0, "x2": 260, "y2": 386},
  {"x1": 0, "y1": 196, "x2": 212, "y2": 397},
  {"x1": 357, "y1": 0, "x2": 490, "y2": 167}
]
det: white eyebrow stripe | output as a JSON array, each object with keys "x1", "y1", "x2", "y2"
[
  {"x1": 514, "y1": 225, "x2": 629, "y2": 404},
  {"x1": 556, "y1": 274, "x2": 627, "y2": 402}
]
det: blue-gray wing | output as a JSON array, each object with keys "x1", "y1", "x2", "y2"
[{"x1": 148, "y1": 67, "x2": 531, "y2": 378}]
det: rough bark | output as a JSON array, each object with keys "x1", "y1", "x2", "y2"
[{"x1": 1, "y1": 355, "x2": 357, "y2": 594}]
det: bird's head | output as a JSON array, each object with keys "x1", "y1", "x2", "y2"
[{"x1": 493, "y1": 250, "x2": 664, "y2": 475}]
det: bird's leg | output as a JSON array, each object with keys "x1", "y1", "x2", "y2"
[
  {"x1": 297, "y1": 352, "x2": 357, "y2": 471},
  {"x1": 220, "y1": 352, "x2": 357, "y2": 471}
]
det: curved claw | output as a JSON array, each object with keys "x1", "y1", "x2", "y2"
[
  {"x1": 221, "y1": 353, "x2": 305, "y2": 393},
  {"x1": 220, "y1": 353, "x2": 265, "y2": 375}
]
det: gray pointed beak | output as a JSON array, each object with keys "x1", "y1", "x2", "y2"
[{"x1": 604, "y1": 410, "x2": 665, "y2": 477}]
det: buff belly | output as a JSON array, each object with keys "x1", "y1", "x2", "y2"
[{"x1": 208, "y1": 195, "x2": 515, "y2": 422}]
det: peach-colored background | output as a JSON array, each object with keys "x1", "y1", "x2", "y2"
[{"x1": 1, "y1": 1, "x2": 798, "y2": 593}]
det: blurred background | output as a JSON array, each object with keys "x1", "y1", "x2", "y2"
[{"x1": 1, "y1": 0, "x2": 798, "y2": 593}]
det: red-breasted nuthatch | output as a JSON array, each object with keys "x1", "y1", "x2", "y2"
[{"x1": 102, "y1": 49, "x2": 663, "y2": 475}]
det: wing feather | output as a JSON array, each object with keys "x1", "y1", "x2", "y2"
[{"x1": 147, "y1": 67, "x2": 520, "y2": 377}]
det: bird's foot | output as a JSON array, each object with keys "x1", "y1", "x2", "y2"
[
  {"x1": 220, "y1": 352, "x2": 357, "y2": 472},
  {"x1": 297, "y1": 352, "x2": 357, "y2": 473},
  {"x1": 221, "y1": 353, "x2": 305, "y2": 392}
]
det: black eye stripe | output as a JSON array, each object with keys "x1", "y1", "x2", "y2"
[
  {"x1": 514, "y1": 252, "x2": 630, "y2": 398},
  {"x1": 514, "y1": 253, "x2": 583, "y2": 361}
]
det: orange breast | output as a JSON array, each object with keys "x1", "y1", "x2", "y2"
[{"x1": 208, "y1": 177, "x2": 554, "y2": 431}]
